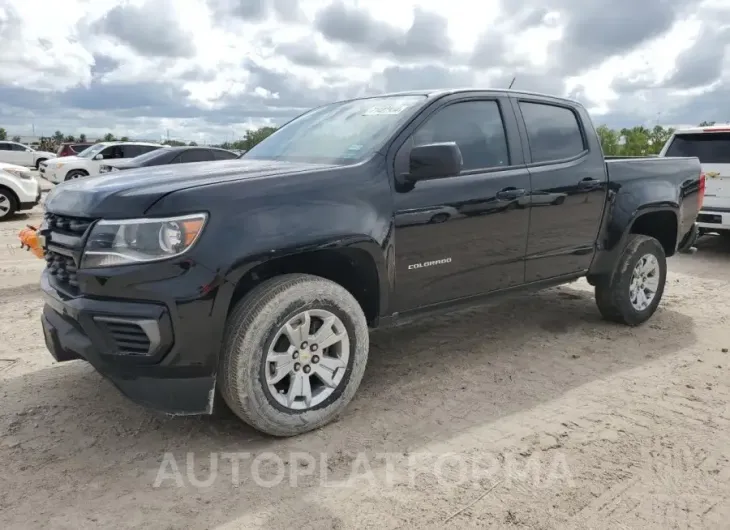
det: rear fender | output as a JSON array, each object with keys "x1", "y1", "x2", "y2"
[{"x1": 588, "y1": 179, "x2": 680, "y2": 277}]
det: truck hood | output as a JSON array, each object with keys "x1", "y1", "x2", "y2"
[{"x1": 44, "y1": 158, "x2": 336, "y2": 218}]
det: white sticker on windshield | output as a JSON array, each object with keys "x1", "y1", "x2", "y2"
[{"x1": 363, "y1": 104, "x2": 411, "y2": 116}]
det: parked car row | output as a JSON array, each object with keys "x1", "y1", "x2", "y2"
[
  {"x1": 0, "y1": 140, "x2": 57, "y2": 169},
  {"x1": 40, "y1": 142, "x2": 241, "y2": 183}
]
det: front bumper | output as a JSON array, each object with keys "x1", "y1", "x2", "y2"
[
  {"x1": 40, "y1": 271, "x2": 217, "y2": 415},
  {"x1": 18, "y1": 182, "x2": 41, "y2": 211}
]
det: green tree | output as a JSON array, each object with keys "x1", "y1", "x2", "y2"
[
  {"x1": 103, "y1": 133, "x2": 116, "y2": 142},
  {"x1": 11, "y1": 135, "x2": 21, "y2": 142},
  {"x1": 189, "y1": 141, "x2": 198, "y2": 146},
  {"x1": 596, "y1": 125, "x2": 621, "y2": 155},
  {"x1": 699, "y1": 121, "x2": 716, "y2": 126},
  {"x1": 79, "y1": 133, "x2": 87, "y2": 142},
  {"x1": 53, "y1": 130, "x2": 64, "y2": 143},
  {"x1": 647, "y1": 125, "x2": 674, "y2": 154},
  {"x1": 227, "y1": 126, "x2": 278, "y2": 151},
  {"x1": 0, "y1": 128, "x2": 7, "y2": 140},
  {"x1": 64, "y1": 135, "x2": 76, "y2": 142},
  {"x1": 120, "y1": 136, "x2": 129, "y2": 142}
]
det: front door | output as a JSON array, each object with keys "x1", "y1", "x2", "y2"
[{"x1": 392, "y1": 97, "x2": 531, "y2": 312}]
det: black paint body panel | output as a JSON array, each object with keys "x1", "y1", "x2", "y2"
[{"x1": 39, "y1": 88, "x2": 702, "y2": 414}]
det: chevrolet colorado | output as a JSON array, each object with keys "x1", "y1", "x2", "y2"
[{"x1": 38, "y1": 89, "x2": 703, "y2": 436}]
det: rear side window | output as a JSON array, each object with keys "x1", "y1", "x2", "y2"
[
  {"x1": 0, "y1": 143, "x2": 10, "y2": 151},
  {"x1": 121, "y1": 144, "x2": 160, "y2": 158},
  {"x1": 212, "y1": 149, "x2": 239, "y2": 160},
  {"x1": 665, "y1": 133, "x2": 730, "y2": 163},
  {"x1": 519, "y1": 102, "x2": 586, "y2": 163},
  {"x1": 175, "y1": 149, "x2": 213, "y2": 163}
]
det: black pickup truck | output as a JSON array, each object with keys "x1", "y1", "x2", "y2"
[{"x1": 38, "y1": 89, "x2": 703, "y2": 436}]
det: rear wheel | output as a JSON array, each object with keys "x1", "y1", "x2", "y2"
[
  {"x1": 595, "y1": 234, "x2": 667, "y2": 326},
  {"x1": 35, "y1": 158, "x2": 47, "y2": 170},
  {"x1": 219, "y1": 273, "x2": 369, "y2": 436},
  {"x1": 0, "y1": 187, "x2": 18, "y2": 220}
]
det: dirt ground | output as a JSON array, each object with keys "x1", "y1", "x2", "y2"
[{"x1": 1, "y1": 180, "x2": 729, "y2": 529}]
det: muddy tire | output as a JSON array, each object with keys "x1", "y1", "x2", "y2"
[
  {"x1": 595, "y1": 234, "x2": 667, "y2": 326},
  {"x1": 219, "y1": 273, "x2": 369, "y2": 437}
]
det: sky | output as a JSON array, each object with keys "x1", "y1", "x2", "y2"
[{"x1": 0, "y1": 0, "x2": 728, "y2": 143}]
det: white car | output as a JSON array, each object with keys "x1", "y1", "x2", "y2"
[
  {"x1": 659, "y1": 126, "x2": 730, "y2": 237},
  {"x1": 0, "y1": 162, "x2": 41, "y2": 220},
  {"x1": 0, "y1": 141, "x2": 56, "y2": 169},
  {"x1": 40, "y1": 141, "x2": 164, "y2": 183}
]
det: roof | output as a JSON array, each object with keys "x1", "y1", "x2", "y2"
[
  {"x1": 156, "y1": 145, "x2": 235, "y2": 152},
  {"x1": 339, "y1": 88, "x2": 582, "y2": 107},
  {"x1": 673, "y1": 125, "x2": 730, "y2": 134}
]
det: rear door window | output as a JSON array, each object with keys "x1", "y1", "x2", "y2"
[
  {"x1": 519, "y1": 102, "x2": 586, "y2": 163},
  {"x1": 174, "y1": 149, "x2": 214, "y2": 163},
  {"x1": 665, "y1": 133, "x2": 730, "y2": 163},
  {"x1": 211, "y1": 149, "x2": 239, "y2": 160}
]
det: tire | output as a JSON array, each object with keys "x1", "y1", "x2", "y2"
[
  {"x1": 0, "y1": 187, "x2": 18, "y2": 221},
  {"x1": 219, "y1": 273, "x2": 369, "y2": 437},
  {"x1": 35, "y1": 158, "x2": 47, "y2": 170},
  {"x1": 65, "y1": 170, "x2": 88, "y2": 181},
  {"x1": 594, "y1": 234, "x2": 667, "y2": 326}
]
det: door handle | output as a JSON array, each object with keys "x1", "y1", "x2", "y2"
[
  {"x1": 496, "y1": 187, "x2": 525, "y2": 200},
  {"x1": 578, "y1": 178, "x2": 602, "y2": 189}
]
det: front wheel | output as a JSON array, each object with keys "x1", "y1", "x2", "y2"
[
  {"x1": 219, "y1": 274, "x2": 369, "y2": 436},
  {"x1": 65, "y1": 170, "x2": 88, "y2": 181},
  {"x1": 594, "y1": 234, "x2": 667, "y2": 326},
  {"x1": 35, "y1": 158, "x2": 47, "y2": 170},
  {"x1": 0, "y1": 188, "x2": 18, "y2": 220}
]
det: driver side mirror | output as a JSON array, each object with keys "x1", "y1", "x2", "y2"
[
  {"x1": 93, "y1": 154, "x2": 104, "y2": 160},
  {"x1": 405, "y1": 142, "x2": 462, "y2": 182}
]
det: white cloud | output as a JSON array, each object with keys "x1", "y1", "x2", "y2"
[{"x1": 0, "y1": 0, "x2": 727, "y2": 141}]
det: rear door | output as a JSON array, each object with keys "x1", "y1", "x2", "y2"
[
  {"x1": 513, "y1": 98, "x2": 608, "y2": 282},
  {"x1": 663, "y1": 131, "x2": 730, "y2": 210},
  {"x1": 10, "y1": 143, "x2": 33, "y2": 166}
]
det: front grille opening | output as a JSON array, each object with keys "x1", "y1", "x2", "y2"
[
  {"x1": 43, "y1": 212, "x2": 95, "y2": 292},
  {"x1": 45, "y1": 252, "x2": 79, "y2": 287}
]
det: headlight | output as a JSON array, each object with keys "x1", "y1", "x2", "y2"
[
  {"x1": 3, "y1": 168, "x2": 34, "y2": 180},
  {"x1": 81, "y1": 213, "x2": 207, "y2": 268}
]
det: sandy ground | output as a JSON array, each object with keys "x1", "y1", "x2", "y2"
[{"x1": 1, "y1": 176, "x2": 729, "y2": 529}]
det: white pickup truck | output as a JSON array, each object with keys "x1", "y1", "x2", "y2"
[
  {"x1": 0, "y1": 141, "x2": 56, "y2": 169},
  {"x1": 660, "y1": 125, "x2": 730, "y2": 237}
]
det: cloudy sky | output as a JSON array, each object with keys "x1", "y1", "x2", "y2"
[{"x1": 0, "y1": 0, "x2": 728, "y2": 143}]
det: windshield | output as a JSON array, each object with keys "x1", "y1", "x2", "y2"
[
  {"x1": 665, "y1": 133, "x2": 730, "y2": 163},
  {"x1": 243, "y1": 95, "x2": 427, "y2": 164},
  {"x1": 76, "y1": 144, "x2": 107, "y2": 158}
]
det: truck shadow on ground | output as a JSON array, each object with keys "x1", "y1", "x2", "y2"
[{"x1": 0, "y1": 285, "x2": 697, "y2": 528}]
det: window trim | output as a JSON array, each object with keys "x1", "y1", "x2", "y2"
[
  {"x1": 515, "y1": 98, "x2": 589, "y2": 167},
  {"x1": 393, "y1": 96, "x2": 519, "y2": 179},
  {"x1": 174, "y1": 149, "x2": 213, "y2": 164}
]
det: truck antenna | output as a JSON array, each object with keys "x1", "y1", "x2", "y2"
[{"x1": 508, "y1": 77, "x2": 516, "y2": 89}]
